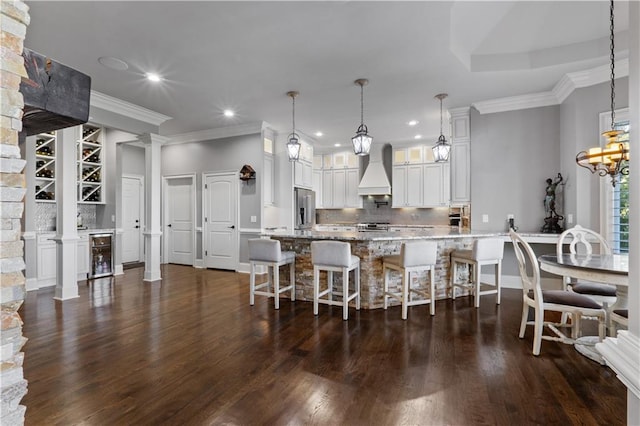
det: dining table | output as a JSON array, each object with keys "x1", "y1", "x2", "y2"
[{"x1": 538, "y1": 253, "x2": 629, "y2": 363}]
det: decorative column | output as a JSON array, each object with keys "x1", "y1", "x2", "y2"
[
  {"x1": 53, "y1": 126, "x2": 78, "y2": 300},
  {"x1": 139, "y1": 133, "x2": 168, "y2": 282},
  {"x1": 596, "y1": 2, "x2": 640, "y2": 423},
  {"x1": 0, "y1": 1, "x2": 30, "y2": 424}
]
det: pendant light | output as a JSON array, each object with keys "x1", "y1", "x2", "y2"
[
  {"x1": 576, "y1": 0, "x2": 629, "y2": 186},
  {"x1": 432, "y1": 93, "x2": 450, "y2": 162},
  {"x1": 352, "y1": 78, "x2": 372, "y2": 156},
  {"x1": 286, "y1": 91, "x2": 301, "y2": 162}
]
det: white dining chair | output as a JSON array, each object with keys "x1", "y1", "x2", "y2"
[{"x1": 510, "y1": 230, "x2": 606, "y2": 356}]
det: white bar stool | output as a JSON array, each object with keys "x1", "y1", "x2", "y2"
[
  {"x1": 248, "y1": 238, "x2": 296, "y2": 310},
  {"x1": 383, "y1": 240, "x2": 438, "y2": 319},
  {"x1": 311, "y1": 241, "x2": 360, "y2": 320},
  {"x1": 449, "y1": 238, "x2": 504, "y2": 308}
]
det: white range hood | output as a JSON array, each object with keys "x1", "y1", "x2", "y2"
[{"x1": 358, "y1": 144, "x2": 391, "y2": 196}]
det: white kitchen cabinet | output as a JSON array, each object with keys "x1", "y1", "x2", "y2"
[
  {"x1": 450, "y1": 141, "x2": 470, "y2": 203},
  {"x1": 313, "y1": 155, "x2": 323, "y2": 169},
  {"x1": 36, "y1": 234, "x2": 57, "y2": 287},
  {"x1": 319, "y1": 168, "x2": 362, "y2": 208},
  {"x1": 312, "y1": 169, "x2": 323, "y2": 207},
  {"x1": 423, "y1": 163, "x2": 450, "y2": 207},
  {"x1": 392, "y1": 164, "x2": 423, "y2": 207},
  {"x1": 263, "y1": 154, "x2": 274, "y2": 205},
  {"x1": 294, "y1": 160, "x2": 313, "y2": 189},
  {"x1": 77, "y1": 234, "x2": 89, "y2": 279},
  {"x1": 393, "y1": 145, "x2": 424, "y2": 165}
]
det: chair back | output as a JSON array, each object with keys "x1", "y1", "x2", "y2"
[
  {"x1": 311, "y1": 241, "x2": 352, "y2": 267},
  {"x1": 472, "y1": 238, "x2": 504, "y2": 261},
  {"x1": 557, "y1": 225, "x2": 612, "y2": 257},
  {"x1": 248, "y1": 238, "x2": 282, "y2": 262},
  {"x1": 400, "y1": 241, "x2": 438, "y2": 267},
  {"x1": 509, "y1": 230, "x2": 542, "y2": 305}
]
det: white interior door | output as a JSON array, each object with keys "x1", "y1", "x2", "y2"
[
  {"x1": 122, "y1": 176, "x2": 143, "y2": 263},
  {"x1": 165, "y1": 176, "x2": 194, "y2": 265},
  {"x1": 204, "y1": 173, "x2": 238, "y2": 270}
]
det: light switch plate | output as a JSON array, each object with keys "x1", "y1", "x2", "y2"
[
  {"x1": 482, "y1": 214, "x2": 489, "y2": 223},
  {"x1": 250, "y1": 215, "x2": 257, "y2": 223},
  {"x1": 567, "y1": 213, "x2": 573, "y2": 224}
]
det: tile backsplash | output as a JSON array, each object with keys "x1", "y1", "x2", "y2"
[
  {"x1": 36, "y1": 203, "x2": 96, "y2": 231},
  {"x1": 317, "y1": 196, "x2": 449, "y2": 225}
]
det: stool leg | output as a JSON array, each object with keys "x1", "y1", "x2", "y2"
[
  {"x1": 402, "y1": 269, "x2": 409, "y2": 320},
  {"x1": 383, "y1": 266, "x2": 389, "y2": 310},
  {"x1": 343, "y1": 267, "x2": 349, "y2": 321},
  {"x1": 429, "y1": 267, "x2": 435, "y2": 316},
  {"x1": 290, "y1": 261, "x2": 296, "y2": 301},
  {"x1": 496, "y1": 260, "x2": 502, "y2": 305},
  {"x1": 474, "y1": 262, "x2": 481, "y2": 308},
  {"x1": 250, "y1": 261, "x2": 256, "y2": 306},
  {"x1": 450, "y1": 259, "x2": 457, "y2": 300},
  {"x1": 313, "y1": 266, "x2": 319, "y2": 316},
  {"x1": 355, "y1": 264, "x2": 360, "y2": 311},
  {"x1": 328, "y1": 271, "x2": 333, "y2": 302},
  {"x1": 274, "y1": 264, "x2": 280, "y2": 310}
]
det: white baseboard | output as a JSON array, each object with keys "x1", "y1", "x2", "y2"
[
  {"x1": 25, "y1": 277, "x2": 39, "y2": 292},
  {"x1": 114, "y1": 264, "x2": 124, "y2": 276}
]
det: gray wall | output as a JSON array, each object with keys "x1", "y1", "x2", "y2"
[
  {"x1": 470, "y1": 105, "x2": 561, "y2": 233},
  {"x1": 560, "y1": 78, "x2": 629, "y2": 230},
  {"x1": 161, "y1": 133, "x2": 263, "y2": 263},
  {"x1": 122, "y1": 144, "x2": 145, "y2": 176}
]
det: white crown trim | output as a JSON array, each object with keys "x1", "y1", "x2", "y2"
[
  {"x1": 473, "y1": 58, "x2": 629, "y2": 114},
  {"x1": 449, "y1": 106, "x2": 471, "y2": 117},
  {"x1": 90, "y1": 90, "x2": 172, "y2": 126},
  {"x1": 166, "y1": 122, "x2": 270, "y2": 145}
]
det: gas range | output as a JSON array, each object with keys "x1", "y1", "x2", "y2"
[{"x1": 356, "y1": 223, "x2": 390, "y2": 232}]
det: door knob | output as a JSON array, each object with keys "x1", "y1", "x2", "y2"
[
  {"x1": 228, "y1": 225, "x2": 235, "y2": 229},
  {"x1": 168, "y1": 224, "x2": 172, "y2": 227},
  {"x1": 135, "y1": 225, "x2": 139, "y2": 229}
]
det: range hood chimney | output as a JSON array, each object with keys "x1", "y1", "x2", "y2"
[{"x1": 358, "y1": 143, "x2": 391, "y2": 196}]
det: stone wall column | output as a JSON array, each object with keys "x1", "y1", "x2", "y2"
[{"x1": 0, "y1": 1, "x2": 31, "y2": 424}]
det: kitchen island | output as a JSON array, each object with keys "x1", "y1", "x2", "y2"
[{"x1": 267, "y1": 227, "x2": 504, "y2": 309}]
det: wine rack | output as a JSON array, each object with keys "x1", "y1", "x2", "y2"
[
  {"x1": 77, "y1": 124, "x2": 104, "y2": 203},
  {"x1": 35, "y1": 131, "x2": 56, "y2": 202}
]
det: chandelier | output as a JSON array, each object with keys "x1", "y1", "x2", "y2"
[
  {"x1": 432, "y1": 93, "x2": 450, "y2": 162},
  {"x1": 576, "y1": 0, "x2": 629, "y2": 186},
  {"x1": 351, "y1": 78, "x2": 372, "y2": 156},
  {"x1": 286, "y1": 91, "x2": 301, "y2": 162}
]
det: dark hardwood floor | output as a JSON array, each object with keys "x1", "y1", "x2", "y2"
[{"x1": 20, "y1": 265, "x2": 626, "y2": 425}]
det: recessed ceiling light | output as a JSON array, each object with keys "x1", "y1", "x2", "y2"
[
  {"x1": 315, "y1": 132, "x2": 323, "y2": 137},
  {"x1": 408, "y1": 120, "x2": 419, "y2": 126},
  {"x1": 414, "y1": 134, "x2": 422, "y2": 139},
  {"x1": 334, "y1": 143, "x2": 341, "y2": 147},
  {"x1": 223, "y1": 109, "x2": 235, "y2": 117},
  {"x1": 146, "y1": 73, "x2": 162, "y2": 82},
  {"x1": 98, "y1": 56, "x2": 129, "y2": 71}
]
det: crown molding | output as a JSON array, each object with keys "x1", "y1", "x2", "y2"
[
  {"x1": 449, "y1": 106, "x2": 471, "y2": 117},
  {"x1": 90, "y1": 91, "x2": 172, "y2": 126},
  {"x1": 473, "y1": 57, "x2": 629, "y2": 114},
  {"x1": 166, "y1": 122, "x2": 269, "y2": 145}
]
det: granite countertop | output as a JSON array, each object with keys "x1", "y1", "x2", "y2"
[{"x1": 265, "y1": 227, "x2": 504, "y2": 241}]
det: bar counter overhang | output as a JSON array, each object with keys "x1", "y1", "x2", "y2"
[{"x1": 267, "y1": 227, "x2": 502, "y2": 309}]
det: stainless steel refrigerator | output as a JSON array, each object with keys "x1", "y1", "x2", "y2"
[{"x1": 294, "y1": 188, "x2": 316, "y2": 230}]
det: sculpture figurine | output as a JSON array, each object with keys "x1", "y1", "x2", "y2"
[{"x1": 541, "y1": 173, "x2": 565, "y2": 233}]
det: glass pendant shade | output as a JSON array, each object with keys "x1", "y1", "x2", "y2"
[
  {"x1": 432, "y1": 135, "x2": 451, "y2": 162},
  {"x1": 432, "y1": 93, "x2": 450, "y2": 162},
  {"x1": 287, "y1": 134, "x2": 301, "y2": 162},
  {"x1": 286, "y1": 91, "x2": 300, "y2": 162},
  {"x1": 352, "y1": 124, "x2": 372, "y2": 156},
  {"x1": 352, "y1": 79, "x2": 372, "y2": 156}
]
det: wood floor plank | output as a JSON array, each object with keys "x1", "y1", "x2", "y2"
[{"x1": 20, "y1": 264, "x2": 626, "y2": 425}]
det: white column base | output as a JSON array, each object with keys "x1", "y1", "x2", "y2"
[
  {"x1": 114, "y1": 264, "x2": 124, "y2": 276},
  {"x1": 596, "y1": 330, "x2": 640, "y2": 422},
  {"x1": 53, "y1": 236, "x2": 79, "y2": 300},
  {"x1": 143, "y1": 232, "x2": 162, "y2": 283}
]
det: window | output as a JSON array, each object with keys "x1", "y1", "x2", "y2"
[{"x1": 601, "y1": 109, "x2": 629, "y2": 254}]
